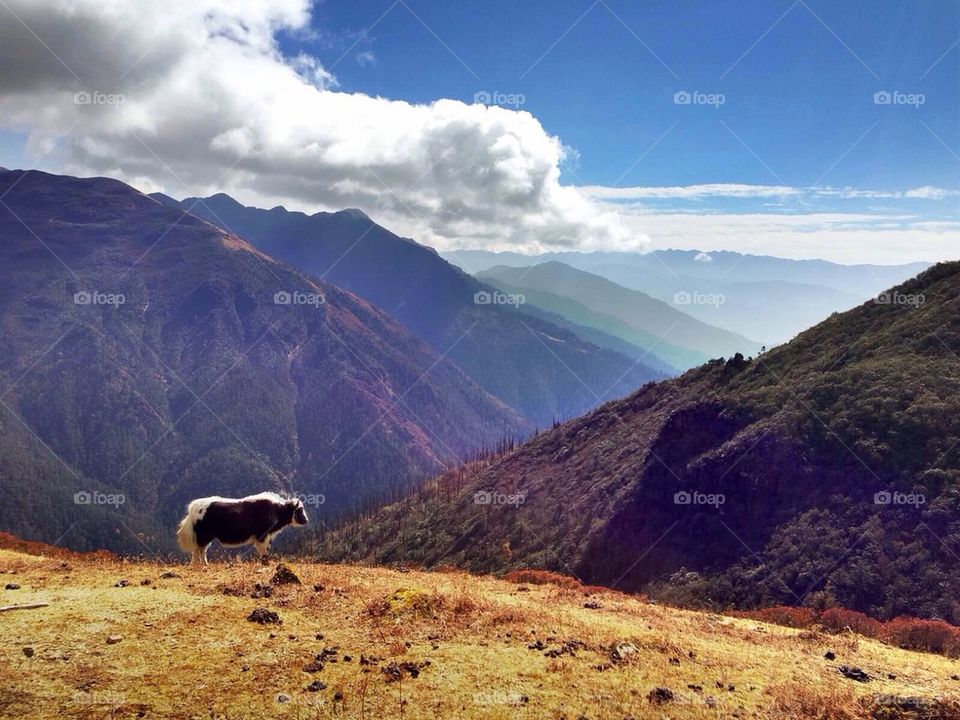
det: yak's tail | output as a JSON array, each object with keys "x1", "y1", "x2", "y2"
[{"x1": 176, "y1": 500, "x2": 207, "y2": 554}]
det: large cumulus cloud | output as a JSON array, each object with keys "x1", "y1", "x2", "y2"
[{"x1": 0, "y1": 0, "x2": 636, "y2": 253}]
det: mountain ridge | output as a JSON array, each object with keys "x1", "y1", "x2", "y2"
[
  {"x1": 0, "y1": 168, "x2": 529, "y2": 552},
  {"x1": 478, "y1": 261, "x2": 761, "y2": 368},
  {"x1": 451, "y1": 249, "x2": 931, "y2": 344},
  {"x1": 154, "y1": 191, "x2": 665, "y2": 426}
]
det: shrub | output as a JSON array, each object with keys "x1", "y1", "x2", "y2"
[
  {"x1": 731, "y1": 606, "x2": 817, "y2": 628},
  {"x1": 726, "y1": 605, "x2": 960, "y2": 659},
  {"x1": 367, "y1": 588, "x2": 444, "y2": 619},
  {"x1": 882, "y1": 616, "x2": 960, "y2": 657},
  {"x1": 503, "y1": 569, "x2": 582, "y2": 590},
  {"x1": 819, "y1": 608, "x2": 882, "y2": 638}
]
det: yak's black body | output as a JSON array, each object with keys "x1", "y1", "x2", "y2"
[
  {"x1": 194, "y1": 498, "x2": 295, "y2": 547},
  {"x1": 177, "y1": 492, "x2": 309, "y2": 563}
]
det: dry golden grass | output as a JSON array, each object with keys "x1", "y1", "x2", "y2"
[{"x1": 1, "y1": 548, "x2": 959, "y2": 719}]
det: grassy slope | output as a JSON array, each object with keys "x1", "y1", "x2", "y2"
[{"x1": 1, "y1": 547, "x2": 958, "y2": 719}]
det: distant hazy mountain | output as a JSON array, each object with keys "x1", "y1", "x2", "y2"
[
  {"x1": 446, "y1": 249, "x2": 931, "y2": 345},
  {"x1": 478, "y1": 263, "x2": 761, "y2": 369},
  {"x1": 505, "y1": 299, "x2": 678, "y2": 376},
  {"x1": 0, "y1": 169, "x2": 529, "y2": 552},
  {"x1": 325, "y1": 262, "x2": 960, "y2": 621},
  {"x1": 153, "y1": 193, "x2": 664, "y2": 425}
]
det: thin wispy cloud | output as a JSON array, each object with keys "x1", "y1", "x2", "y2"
[{"x1": 580, "y1": 183, "x2": 960, "y2": 202}]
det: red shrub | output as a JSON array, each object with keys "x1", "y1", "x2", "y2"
[
  {"x1": 502, "y1": 569, "x2": 582, "y2": 590},
  {"x1": 726, "y1": 604, "x2": 960, "y2": 659},
  {"x1": 882, "y1": 617, "x2": 960, "y2": 657},
  {"x1": 731, "y1": 606, "x2": 817, "y2": 628},
  {"x1": 819, "y1": 608, "x2": 882, "y2": 638}
]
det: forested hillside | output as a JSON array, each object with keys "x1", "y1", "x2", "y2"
[{"x1": 323, "y1": 263, "x2": 960, "y2": 621}]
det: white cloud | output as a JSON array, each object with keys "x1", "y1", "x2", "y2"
[
  {"x1": 579, "y1": 183, "x2": 802, "y2": 200},
  {"x1": 581, "y1": 183, "x2": 960, "y2": 202},
  {"x1": 0, "y1": 0, "x2": 636, "y2": 254},
  {"x1": 606, "y1": 207, "x2": 960, "y2": 264},
  {"x1": 576, "y1": 183, "x2": 959, "y2": 264}
]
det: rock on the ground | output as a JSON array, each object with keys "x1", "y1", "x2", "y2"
[
  {"x1": 647, "y1": 687, "x2": 675, "y2": 704},
  {"x1": 838, "y1": 666, "x2": 871, "y2": 682},
  {"x1": 271, "y1": 564, "x2": 301, "y2": 585},
  {"x1": 247, "y1": 608, "x2": 282, "y2": 625},
  {"x1": 610, "y1": 642, "x2": 638, "y2": 665},
  {"x1": 251, "y1": 582, "x2": 274, "y2": 599},
  {"x1": 381, "y1": 660, "x2": 429, "y2": 682}
]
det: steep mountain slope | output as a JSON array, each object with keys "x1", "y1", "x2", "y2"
[
  {"x1": 0, "y1": 169, "x2": 528, "y2": 552},
  {"x1": 324, "y1": 262, "x2": 960, "y2": 621},
  {"x1": 478, "y1": 263, "x2": 761, "y2": 369},
  {"x1": 449, "y1": 249, "x2": 930, "y2": 345},
  {"x1": 153, "y1": 194, "x2": 663, "y2": 425}
]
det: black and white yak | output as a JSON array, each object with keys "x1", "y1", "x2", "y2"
[{"x1": 176, "y1": 492, "x2": 309, "y2": 564}]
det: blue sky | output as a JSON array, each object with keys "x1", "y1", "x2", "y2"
[
  {"x1": 0, "y1": 0, "x2": 956, "y2": 262},
  {"x1": 300, "y1": 0, "x2": 959, "y2": 191}
]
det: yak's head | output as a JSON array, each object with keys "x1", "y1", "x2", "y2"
[{"x1": 289, "y1": 498, "x2": 309, "y2": 526}]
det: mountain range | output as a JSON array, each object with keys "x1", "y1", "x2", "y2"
[
  {"x1": 478, "y1": 261, "x2": 761, "y2": 370},
  {"x1": 150, "y1": 193, "x2": 665, "y2": 426},
  {"x1": 322, "y1": 261, "x2": 960, "y2": 621},
  {"x1": 0, "y1": 169, "x2": 530, "y2": 551},
  {"x1": 449, "y1": 249, "x2": 931, "y2": 346}
]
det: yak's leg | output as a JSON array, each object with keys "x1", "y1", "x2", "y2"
[{"x1": 254, "y1": 540, "x2": 268, "y2": 560}]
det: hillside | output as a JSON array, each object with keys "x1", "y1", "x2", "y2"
[
  {"x1": 153, "y1": 193, "x2": 664, "y2": 425},
  {"x1": 2, "y1": 546, "x2": 959, "y2": 719},
  {"x1": 453, "y1": 250, "x2": 930, "y2": 345},
  {"x1": 323, "y1": 262, "x2": 960, "y2": 621},
  {"x1": 502, "y1": 300, "x2": 678, "y2": 376},
  {"x1": 478, "y1": 262, "x2": 761, "y2": 369},
  {"x1": 477, "y1": 262, "x2": 760, "y2": 370},
  {"x1": 0, "y1": 169, "x2": 529, "y2": 553}
]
